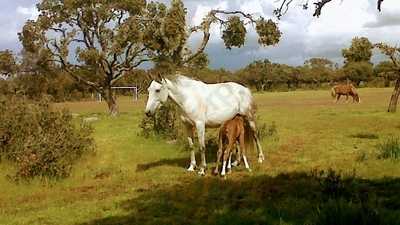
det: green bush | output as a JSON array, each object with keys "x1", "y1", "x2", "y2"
[
  {"x1": 139, "y1": 102, "x2": 183, "y2": 140},
  {"x1": 0, "y1": 96, "x2": 94, "y2": 180},
  {"x1": 377, "y1": 137, "x2": 400, "y2": 160}
]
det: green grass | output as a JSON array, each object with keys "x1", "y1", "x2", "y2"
[
  {"x1": 378, "y1": 137, "x2": 400, "y2": 160},
  {"x1": 1, "y1": 88, "x2": 400, "y2": 225}
]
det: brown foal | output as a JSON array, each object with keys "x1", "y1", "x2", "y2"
[{"x1": 214, "y1": 115, "x2": 251, "y2": 176}]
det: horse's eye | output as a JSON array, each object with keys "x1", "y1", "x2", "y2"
[{"x1": 155, "y1": 89, "x2": 160, "y2": 93}]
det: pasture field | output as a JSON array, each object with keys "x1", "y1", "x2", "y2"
[{"x1": 1, "y1": 88, "x2": 400, "y2": 225}]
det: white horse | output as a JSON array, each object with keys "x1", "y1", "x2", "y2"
[{"x1": 144, "y1": 75, "x2": 264, "y2": 175}]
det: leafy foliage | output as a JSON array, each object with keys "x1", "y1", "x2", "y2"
[
  {"x1": 139, "y1": 102, "x2": 182, "y2": 140},
  {"x1": 342, "y1": 37, "x2": 373, "y2": 63},
  {"x1": 0, "y1": 97, "x2": 94, "y2": 180},
  {"x1": 222, "y1": 16, "x2": 247, "y2": 49},
  {"x1": 256, "y1": 18, "x2": 281, "y2": 46},
  {"x1": 342, "y1": 61, "x2": 374, "y2": 85},
  {"x1": 0, "y1": 50, "x2": 17, "y2": 78}
]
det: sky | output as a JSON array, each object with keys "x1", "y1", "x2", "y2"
[{"x1": 0, "y1": 0, "x2": 399, "y2": 70}]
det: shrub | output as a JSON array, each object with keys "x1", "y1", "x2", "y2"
[
  {"x1": 0, "y1": 96, "x2": 94, "y2": 180},
  {"x1": 139, "y1": 102, "x2": 183, "y2": 140},
  {"x1": 257, "y1": 120, "x2": 278, "y2": 141},
  {"x1": 314, "y1": 198, "x2": 382, "y2": 225},
  {"x1": 377, "y1": 137, "x2": 400, "y2": 160}
]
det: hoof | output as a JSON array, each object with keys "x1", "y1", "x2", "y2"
[
  {"x1": 247, "y1": 168, "x2": 252, "y2": 173},
  {"x1": 198, "y1": 168, "x2": 206, "y2": 176},
  {"x1": 231, "y1": 161, "x2": 239, "y2": 167},
  {"x1": 213, "y1": 169, "x2": 219, "y2": 175},
  {"x1": 187, "y1": 164, "x2": 196, "y2": 172},
  {"x1": 258, "y1": 154, "x2": 265, "y2": 163}
]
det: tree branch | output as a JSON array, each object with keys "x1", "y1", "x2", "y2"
[
  {"x1": 111, "y1": 58, "x2": 149, "y2": 85},
  {"x1": 313, "y1": 0, "x2": 333, "y2": 17},
  {"x1": 378, "y1": 0, "x2": 384, "y2": 11},
  {"x1": 50, "y1": 40, "x2": 100, "y2": 92}
]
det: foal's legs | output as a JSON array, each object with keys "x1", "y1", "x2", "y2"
[
  {"x1": 184, "y1": 122, "x2": 196, "y2": 172},
  {"x1": 227, "y1": 151, "x2": 232, "y2": 174},
  {"x1": 231, "y1": 141, "x2": 241, "y2": 167},
  {"x1": 221, "y1": 139, "x2": 234, "y2": 176},
  {"x1": 195, "y1": 121, "x2": 207, "y2": 176}
]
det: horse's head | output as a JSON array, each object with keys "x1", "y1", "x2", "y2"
[
  {"x1": 350, "y1": 86, "x2": 361, "y2": 103},
  {"x1": 145, "y1": 80, "x2": 169, "y2": 116}
]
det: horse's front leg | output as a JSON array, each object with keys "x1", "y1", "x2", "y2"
[
  {"x1": 184, "y1": 122, "x2": 196, "y2": 172},
  {"x1": 195, "y1": 122, "x2": 207, "y2": 176},
  {"x1": 336, "y1": 94, "x2": 340, "y2": 103}
]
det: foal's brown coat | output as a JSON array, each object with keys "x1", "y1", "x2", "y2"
[
  {"x1": 214, "y1": 115, "x2": 250, "y2": 176},
  {"x1": 331, "y1": 83, "x2": 361, "y2": 103}
]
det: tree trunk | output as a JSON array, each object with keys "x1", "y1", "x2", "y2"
[
  {"x1": 104, "y1": 87, "x2": 119, "y2": 116},
  {"x1": 388, "y1": 78, "x2": 400, "y2": 113}
]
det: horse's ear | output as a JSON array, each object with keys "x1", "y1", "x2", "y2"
[{"x1": 157, "y1": 73, "x2": 164, "y2": 82}]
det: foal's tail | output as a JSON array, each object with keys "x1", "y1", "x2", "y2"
[{"x1": 331, "y1": 86, "x2": 336, "y2": 98}]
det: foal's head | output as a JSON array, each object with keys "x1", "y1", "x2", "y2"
[{"x1": 145, "y1": 80, "x2": 169, "y2": 116}]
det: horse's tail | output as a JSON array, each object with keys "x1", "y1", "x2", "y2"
[
  {"x1": 331, "y1": 86, "x2": 336, "y2": 98},
  {"x1": 243, "y1": 117, "x2": 255, "y2": 155}
]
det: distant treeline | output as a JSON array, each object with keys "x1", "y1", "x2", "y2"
[{"x1": 0, "y1": 56, "x2": 396, "y2": 102}]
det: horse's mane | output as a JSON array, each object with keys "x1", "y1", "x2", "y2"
[{"x1": 171, "y1": 74, "x2": 206, "y2": 86}]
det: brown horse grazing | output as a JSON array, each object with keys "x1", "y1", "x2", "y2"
[
  {"x1": 214, "y1": 115, "x2": 251, "y2": 177},
  {"x1": 331, "y1": 84, "x2": 361, "y2": 103}
]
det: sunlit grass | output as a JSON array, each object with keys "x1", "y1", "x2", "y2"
[{"x1": 1, "y1": 88, "x2": 400, "y2": 225}]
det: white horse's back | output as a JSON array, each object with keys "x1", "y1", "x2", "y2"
[{"x1": 171, "y1": 76, "x2": 254, "y2": 125}]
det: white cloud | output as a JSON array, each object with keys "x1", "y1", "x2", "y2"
[
  {"x1": 1, "y1": 0, "x2": 399, "y2": 69},
  {"x1": 16, "y1": 6, "x2": 39, "y2": 20}
]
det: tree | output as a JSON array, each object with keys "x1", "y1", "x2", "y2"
[
  {"x1": 0, "y1": 50, "x2": 17, "y2": 79},
  {"x1": 341, "y1": 37, "x2": 374, "y2": 85},
  {"x1": 237, "y1": 59, "x2": 273, "y2": 91},
  {"x1": 374, "y1": 61, "x2": 397, "y2": 87},
  {"x1": 19, "y1": 0, "x2": 281, "y2": 116},
  {"x1": 303, "y1": 58, "x2": 335, "y2": 86},
  {"x1": 342, "y1": 61, "x2": 374, "y2": 86},
  {"x1": 375, "y1": 43, "x2": 400, "y2": 113},
  {"x1": 342, "y1": 37, "x2": 374, "y2": 64}
]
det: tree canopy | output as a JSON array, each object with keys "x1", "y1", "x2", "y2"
[
  {"x1": 0, "y1": 50, "x2": 17, "y2": 78},
  {"x1": 18, "y1": 0, "x2": 282, "y2": 115}
]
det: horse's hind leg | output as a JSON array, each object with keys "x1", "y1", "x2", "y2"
[
  {"x1": 248, "y1": 118, "x2": 265, "y2": 163},
  {"x1": 239, "y1": 130, "x2": 251, "y2": 172}
]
